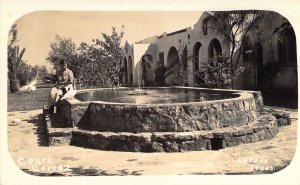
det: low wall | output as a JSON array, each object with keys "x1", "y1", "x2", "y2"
[
  {"x1": 87, "y1": 98, "x2": 256, "y2": 132},
  {"x1": 45, "y1": 111, "x2": 279, "y2": 152},
  {"x1": 57, "y1": 88, "x2": 263, "y2": 132},
  {"x1": 58, "y1": 99, "x2": 89, "y2": 127},
  {"x1": 69, "y1": 114, "x2": 278, "y2": 152}
]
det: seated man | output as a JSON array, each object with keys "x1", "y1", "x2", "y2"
[{"x1": 48, "y1": 59, "x2": 76, "y2": 112}]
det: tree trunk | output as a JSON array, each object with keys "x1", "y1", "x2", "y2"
[
  {"x1": 230, "y1": 43, "x2": 236, "y2": 89},
  {"x1": 9, "y1": 75, "x2": 20, "y2": 93}
]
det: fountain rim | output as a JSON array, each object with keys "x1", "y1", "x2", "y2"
[{"x1": 71, "y1": 86, "x2": 256, "y2": 106}]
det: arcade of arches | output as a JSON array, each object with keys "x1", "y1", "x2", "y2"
[{"x1": 122, "y1": 38, "x2": 225, "y2": 87}]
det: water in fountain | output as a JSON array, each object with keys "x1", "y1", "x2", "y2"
[
  {"x1": 137, "y1": 60, "x2": 141, "y2": 90},
  {"x1": 75, "y1": 88, "x2": 235, "y2": 104},
  {"x1": 131, "y1": 60, "x2": 147, "y2": 96}
]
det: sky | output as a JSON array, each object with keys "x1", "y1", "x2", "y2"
[{"x1": 13, "y1": 11, "x2": 202, "y2": 69}]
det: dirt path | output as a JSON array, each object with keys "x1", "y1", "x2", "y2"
[{"x1": 7, "y1": 107, "x2": 297, "y2": 176}]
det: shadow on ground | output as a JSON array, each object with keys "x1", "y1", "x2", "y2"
[
  {"x1": 27, "y1": 114, "x2": 48, "y2": 146},
  {"x1": 67, "y1": 166, "x2": 144, "y2": 176},
  {"x1": 22, "y1": 169, "x2": 65, "y2": 176},
  {"x1": 22, "y1": 167, "x2": 144, "y2": 176}
]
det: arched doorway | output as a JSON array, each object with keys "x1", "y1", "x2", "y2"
[
  {"x1": 208, "y1": 38, "x2": 222, "y2": 58},
  {"x1": 193, "y1": 42, "x2": 202, "y2": 85},
  {"x1": 141, "y1": 54, "x2": 154, "y2": 87},
  {"x1": 278, "y1": 27, "x2": 297, "y2": 64},
  {"x1": 165, "y1": 47, "x2": 180, "y2": 85},
  {"x1": 128, "y1": 56, "x2": 133, "y2": 86},
  {"x1": 242, "y1": 38, "x2": 264, "y2": 89},
  {"x1": 123, "y1": 57, "x2": 128, "y2": 86}
]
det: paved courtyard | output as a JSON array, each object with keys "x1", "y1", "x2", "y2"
[{"x1": 7, "y1": 107, "x2": 297, "y2": 176}]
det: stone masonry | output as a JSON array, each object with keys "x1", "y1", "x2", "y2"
[{"x1": 45, "y1": 111, "x2": 279, "y2": 152}]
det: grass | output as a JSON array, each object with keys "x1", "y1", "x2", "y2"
[
  {"x1": 7, "y1": 82, "x2": 88, "y2": 112},
  {"x1": 7, "y1": 84, "x2": 51, "y2": 112}
]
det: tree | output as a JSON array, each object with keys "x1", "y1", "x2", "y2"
[
  {"x1": 77, "y1": 42, "x2": 106, "y2": 87},
  {"x1": 8, "y1": 24, "x2": 26, "y2": 93},
  {"x1": 78, "y1": 26, "x2": 124, "y2": 88},
  {"x1": 206, "y1": 11, "x2": 294, "y2": 89},
  {"x1": 96, "y1": 26, "x2": 125, "y2": 88},
  {"x1": 47, "y1": 35, "x2": 80, "y2": 77},
  {"x1": 17, "y1": 61, "x2": 32, "y2": 86},
  {"x1": 37, "y1": 65, "x2": 49, "y2": 80},
  {"x1": 172, "y1": 46, "x2": 190, "y2": 86},
  {"x1": 205, "y1": 11, "x2": 266, "y2": 89}
]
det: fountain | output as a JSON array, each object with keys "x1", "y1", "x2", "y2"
[{"x1": 44, "y1": 86, "x2": 279, "y2": 152}]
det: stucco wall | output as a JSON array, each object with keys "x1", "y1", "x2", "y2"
[
  {"x1": 137, "y1": 13, "x2": 230, "y2": 86},
  {"x1": 123, "y1": 11, "x2": 296, "y2": 90}
]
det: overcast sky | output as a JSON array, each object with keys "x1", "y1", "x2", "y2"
[{"x1": 14, "y1": 11, "x2": 202, "y2": 69}]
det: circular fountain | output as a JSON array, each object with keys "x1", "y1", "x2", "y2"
[
  {"x1": 74, "y1": 87, "x2": 249, "y2": 132},
  {"x1": 46, "y1": 87, "x2": 278, "y2": 152}
]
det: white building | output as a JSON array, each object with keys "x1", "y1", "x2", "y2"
[{"x1": 122, "y1": 11, "x2": 297, "y2": 93}]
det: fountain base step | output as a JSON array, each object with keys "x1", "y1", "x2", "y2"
[{"x1": 45, "y1": 112, "x2": 279, "y2": 152}]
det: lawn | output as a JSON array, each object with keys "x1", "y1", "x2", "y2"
[{"x1": 7, "y1": 84, "x2": 52, "y2": 112}]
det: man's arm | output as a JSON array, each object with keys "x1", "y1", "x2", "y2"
[{"x1": 69, "y1": 70, "x2": 74, "y2": 84}]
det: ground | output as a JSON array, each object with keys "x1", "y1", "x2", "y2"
[
  {"x1": 7, "y1": 83, "x2": 52, "y2": 112},
  {"x1": 7, "y1": 107, "x2": 297, "y2": 176}
]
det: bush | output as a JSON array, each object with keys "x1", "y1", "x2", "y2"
[
  {"x1": 17, "y1": 61, "x2": 32, "y2": 86},
  {"x1": 195, "y1": 56, "x2": 245, "y2": 89}
]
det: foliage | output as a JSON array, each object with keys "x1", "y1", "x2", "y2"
[
  {"x1": 206, "y1": 11, "x2": 266, "y2": 88},
  {"x1": 76, "y1": 42, "x2": 106, "y2": 87},
  {"x1": 208, "y1": 11, "x2": 296, "y2": 90},
  {"x1": 15, "y1": 63, "x2": 48, "y2": 86},
  {"x1": 17, "y1": 61, "x2": 32, "y2": 86},
  {"x1": 78, "y1": 26, "x2": 124, "y2": 88},
  {"x1": 195, "y1": 56, "x2": 246, "y2": 89},
  {"x1": 160, "y1": 42, "x2": 246, "y2": 88},
  {"x1": 154, "y1": 61, "x2": 167, "y2": 86},
  {"x1": 164, "y1": 46, "x2": 192, "y2": 86},
  {"x1": 8, "y1": 24, "x2": 50, "y2": 92},
  {"x1": 46, "y1": 35, "x2": 80, "y2": 77},
  {"x1": 8, "y1": 24, "x2": 26, "y2": 93},
  {"x1": 36, "y1": 65, "x2": 49, "y2": 80}
]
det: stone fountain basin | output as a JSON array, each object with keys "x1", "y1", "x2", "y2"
[
  {"x1": 58, "y1": 87, "x2": 264, "y2": 132},
  {"x1": 46, "y1": 114, "x2": 278, "y2": 152}
]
